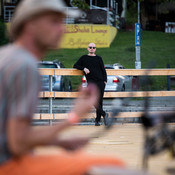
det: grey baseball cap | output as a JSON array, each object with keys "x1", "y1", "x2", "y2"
[{"x1": 10, "y1": 0, "x2": 81, "y2": 39}]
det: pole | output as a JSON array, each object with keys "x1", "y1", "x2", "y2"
[
  {"x1": 135, "y1": 0, "x2": 141, "y2": 69},
  {"x1": 112, "y1": 0, "x2": 116, "y2": 27},
  {"x1": 167, "y1": 64, "x2": 170, "y2": 91},
  {"x1": 49, "y1": 75, "x2": 53, "y2": 125},
  {"x1": 138, "y1": 0, "x2": 140, "y2": 24},
  {"x1": 90, "y1": 0, "x2": 92, "y2": 9},
  {"x1": 107, "y1": 0, "x2": 109, "y2": 25}
]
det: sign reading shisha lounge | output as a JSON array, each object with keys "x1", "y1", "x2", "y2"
[{"x1": 60, "y1": 24, "x2": 117, "y2": 48}]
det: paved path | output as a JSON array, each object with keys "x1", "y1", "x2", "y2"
[{"x1": 35, "y1": 124, "x2": 175, "y2": 175}]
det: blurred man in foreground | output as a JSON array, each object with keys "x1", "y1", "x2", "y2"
[{"x1": 0, "y1": 0, "x2": 125, "y2": 174}]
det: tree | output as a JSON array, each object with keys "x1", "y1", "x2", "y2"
[
  {"x1": 126, "y1": 0, "x2": 138, "y2": 25},
  {"x1": 0, "y1": 20, "x2": 8, "y2": 45},
  {"x1": 70, "y1": 0, "x2": 90, "y2": 10}
]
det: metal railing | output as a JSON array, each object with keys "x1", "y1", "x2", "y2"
[
  {"x1": 165, "y1": 22, "x2": 175, "y2": 33},
  {"x1": 3, "y1": 5, "x2": 117, "y2": 26},
  {"x1": 3, "y1": 5, "x2": 79, "y2": 24},
  {"x1": 63, "y1": 7, "x2": 79, "y2": 24},
  {"x1": 4, "y1": 5, "x2": 15, "y2": 22}
]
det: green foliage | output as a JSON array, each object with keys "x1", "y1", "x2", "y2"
[
  {"x1": 71, "y1": 0, "x2": 90, "y2": 10},
  {"x1": 44, "y1": 31, "x2": 175, "y2": 91},
  {"x1": 126, "y1": 0, "x2": 175, "y2": 25},
  {"x1": 126, "y1": 0, "x2": 137, "y2": 25},
  {"x1": 158, "y1": 0, "x2": 175, "y2": 14},
  {"x1": 0, "y1": 20, "x2": 8, "y2": 46}
]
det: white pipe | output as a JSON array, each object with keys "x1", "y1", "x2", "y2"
[
  {"x1": 138, "y1": 0, "x2": 140, "y2": 23},
  {"x1": 121, "y1": 0, "x2": 126, "y2": 18},
  {"x1": 90, "y1": 0, "x2": 92, "y2": 9}
]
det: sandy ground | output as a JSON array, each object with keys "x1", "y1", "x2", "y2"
[{"x1": 35, "y1": 124, "x2": 175, "y2": 175}]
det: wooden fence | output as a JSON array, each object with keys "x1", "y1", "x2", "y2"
[{"x1": 35, "y1": 68, "x2": 175, "y2": 122}]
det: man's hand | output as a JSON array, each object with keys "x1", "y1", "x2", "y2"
[
  {"x1": 72, "y1": 84, "x2": 99, "y2": 118},
  {"x1": 6, "y1": 85, "x2": 98, "y2": 156},
  {"x1": 57, "y1": 137, "x2": 89, "y2": 151},
  {"x1": 83, "y1": 68, "x2": 90, "y2": 74}
]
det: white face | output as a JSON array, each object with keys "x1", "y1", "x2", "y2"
[
  {"x1": 29, "y1": 12, "x2": 65, "y2": 49},
  {"x1": 87, "y1": 43, "x2": 96, "y2": 54}
]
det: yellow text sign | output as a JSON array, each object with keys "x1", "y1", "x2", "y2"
[
  {"x1": 60, "y1": 24, "x2": 117, "y2": 48},
  {"x1": 6, "y1": 23, "x2": 117, "y2": 49}
]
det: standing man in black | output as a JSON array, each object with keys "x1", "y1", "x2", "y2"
[{"x1": 74, "y1": 43, "x2": 108, "y2": 126}]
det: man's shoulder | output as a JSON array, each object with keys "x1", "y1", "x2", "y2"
[
  {"x1": 0, "y1": 44, "x2": 12, "y2": 55},
  {"x1": 95, "y1": 55, "x2": 102, "y2": 60},
  {"x1": 80, "y1": 55, "x2": 88, "y2": 58},
  {"x1": 0, "y1": 44, "x2": 38, "y2": 73},
  {"x1": 78, "y1": 55, "x2": 88, "y2": 60},
  {"x1": 1, "y1": 44, "x2": 36, "y2": 62},
  {"x1": 96, "y1": 55, "x2": 102, "y2": 58}
]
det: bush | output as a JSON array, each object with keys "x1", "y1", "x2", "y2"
[
  {"x1": 0, "y1": 20, "x2": 8, "y2": 46},
  {"x1": 126, "y1": 1, "x2": 137, "y2": 25},
  {"x1": 71, "y1": 0, "x2": 89, "y2": 10}
]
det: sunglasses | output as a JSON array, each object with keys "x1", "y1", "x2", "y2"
[{"x1": 89, "y1": 47, "x2": 96, "y2": 49}]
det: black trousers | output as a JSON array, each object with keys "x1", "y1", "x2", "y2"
[{"x1": 88, "y1": 81, "x2": 106, "y2": 123}]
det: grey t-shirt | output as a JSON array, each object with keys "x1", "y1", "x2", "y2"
[{"x1": 0, "y1": 44, "x2": 40, "y2": 164}]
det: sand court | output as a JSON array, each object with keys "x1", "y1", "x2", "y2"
[{"x1": 35, "y1": 124, "x2": 175, "y2": 175}]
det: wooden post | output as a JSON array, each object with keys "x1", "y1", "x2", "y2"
[{"x1": 167, "y1": 64, "x2": 170, "y2": 91}]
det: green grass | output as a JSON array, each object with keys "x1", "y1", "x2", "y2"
[{"x1": 44, "y1": 31, "x2": 175, "y2": 90}]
